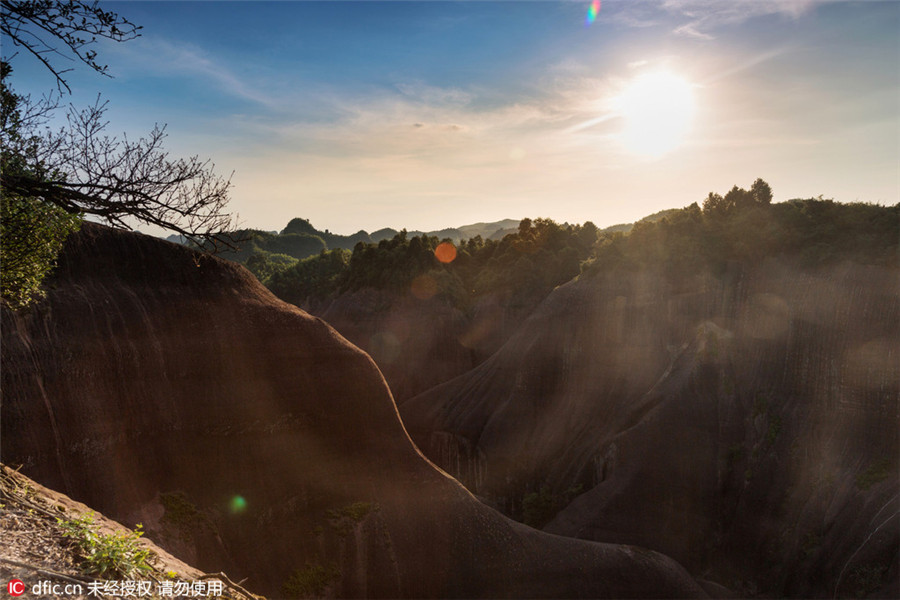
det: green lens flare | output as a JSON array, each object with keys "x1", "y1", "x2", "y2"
[{"x1": 230, "y1": 495, "x2": 247, "y2": 514}]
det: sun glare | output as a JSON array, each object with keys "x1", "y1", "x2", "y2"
[{"x1": 618, "y1": 71, "x2": 695, "y2": 157}]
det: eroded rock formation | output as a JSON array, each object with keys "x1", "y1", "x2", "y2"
[
  {"x1": 1, "y1": 224, "x2": 706, "y2": 598},
  {"x1": 402, "y1": 260, "x2": 899, "y2": 597}
]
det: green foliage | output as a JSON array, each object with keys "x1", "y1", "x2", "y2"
[
  {"x1": 245, "y1": 250, "x2": 298, "y2": 284},
  {"x1": 326, "y1": 501, "x2": 377, "y2": 536},
  {"x1": 326, "y1": 501, "x2": 375, "y2": 522},
  {"x1": 522, "y1": 486, "x2": 555, "y2": 528},
  {"x1": 57, "y1": 512, "x2": 154, "y2": 578},
  {"x1": 727, "y1": 444, "x2": 745, "y2": 466},
  {"x1": 263, "y1": 217, "x2": 600, "y2": 314},
  {"x1": 522, "y1": 484, "x2": 584, "y2": 529},
  {"x1": 766, "y1": 415, "x2": 782, "y2": 446},
  {"x1": 800, "y1": 532, "x2": 822, "y2": 558},
  {"x1": 282, "y1": 217, "x2": 318, "y2": 236},
  {"x1": 267, "y1": 248, "x2": 350, "y2": 306},
  {"x1": 753, "y1": 395, "x2": 769, "y2": 418},
  {"x1": 856, "y1": 458, "x2": 892, "y2": 491},
  {"x1": 266, "y1": 232, "x2": 326, "y2": 258},
  {"x1": 1, "y1": 64, "x2": 81, "y2": 308},
  {"x1": 158, "y1": 491, "x2": 211, "y2": 541},
  {"x1": 1, "y1": 193, "x2": 80, "y2": 308},
  {"x1": 847, "y1": 563, "x2": 886, "y2": 598},
  {"x1": 213, "y1": 229, "x2": 325, "y2": 263},
  {"x1": 160, "y1": 491, "x2": 201, "y2": 526},
  {"x1": 584, "y1": 179, "x2": 898, "y2": 280},
  {"x1": 282, "y1": 563, "x2": 341, "y2": 598},
  {"x1": 2, "y1": 53, "x2": 233, "y2": 257}
]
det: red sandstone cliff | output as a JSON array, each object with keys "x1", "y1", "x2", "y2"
[
  {"x1": 402, "y1": 260, "x2": 899, "y2": 597},
  {"x1": 1, "y1": 223, "x2": 706, "y2": 598}
]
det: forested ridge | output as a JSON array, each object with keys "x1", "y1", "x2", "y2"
[
  {"x1": 266, "y1": 217, "x2": 599, "y2": 312},
  {"x1": 251, "y1": 182, "x2": 897, "y2": 316}
]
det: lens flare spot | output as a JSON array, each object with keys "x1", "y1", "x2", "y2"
[
  {"x1": 411, "y1": 274, "x2": 438, "y2": 300},
  {"x1": 229, "y1": 495, "x2": 247, "y2": 514},
  {"x1": 370, "y1": 331, "x2": 401, "y2": 365},
  {"x1": 434, "y1": 242, "x2": 457, "y2": 264},
  {"x1": 586, "y1": 1, "x2": 601, "y2": 25}
]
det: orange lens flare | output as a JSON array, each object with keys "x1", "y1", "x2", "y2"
[{"x1": 434, "y1": 242, "x2": 457, "y2": 264}]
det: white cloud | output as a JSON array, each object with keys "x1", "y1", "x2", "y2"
[
  {"x1": 609, "y1": 0, "x2": 827, "y2": 38},
  {"x1": 700, "y1": 46, "x2": 793, "y2": 84},
  {"x1": 662, "y1": 0, "x2": 825, "y2": 37},
  {"x1": 395, "y1": 82, "x2": 474, "y2": 106},
  {"x1": 663, "y1": 0, "x2": 822, "y2": 22},
  {"x1": 672, "y1": 22, "x2": 715, "y2": 40},
  {"x1": 118, "y1": 37, "x2": 279, "y2": 108}
]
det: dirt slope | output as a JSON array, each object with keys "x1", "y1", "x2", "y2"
[
  {"x1": 1, "y1": 223, "x2": 706, "y2": 598},
  {"x1": 402, "y1": 260, "x2": 899, "y2": 597},
  {"x1": 0, "y1": 464, "x2": 262, "y2": 600}
]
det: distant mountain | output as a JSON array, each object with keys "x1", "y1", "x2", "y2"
[
  {"x1": 458, "y1": 219, "x2": 521, "y2": 239},
  {"x1": 283, "y1": 217, "x2": 525, "y2": 250},
  {"x1": 164, "y1": 216, "x2": 650, "y2": 254},
  {"x1": 165, "y1": 233, "x2": 188, "y2": 245},
  {"x1": 417, "y1": 219, "x2": 523, "y2": 243},
  {"x1": 165, "y1": 218, "x2": 528, "y2": 257}
]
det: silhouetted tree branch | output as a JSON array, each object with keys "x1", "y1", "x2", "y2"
[
  {"x1": 0, "y1": 0, "x2": 141, "y2": 93},
  {"x1": 1, "y1": 0, "x2": 237, "y2": 307},
  {"x1": 1, "y1": 90, "x2": 236, "y2": 250}
]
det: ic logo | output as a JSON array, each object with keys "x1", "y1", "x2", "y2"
[{"x1": 7, "y1": 579, "x2": 25, "y2": 597}]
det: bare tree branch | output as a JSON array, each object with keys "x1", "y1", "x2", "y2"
[
  {"x1": 0, "y1": 0, "x2": 141, "y2": 93},
  {"x1": 1, "y1": 91, "x2": 237, "y2": 250},
  {"x1": 1, "y1": 3, "x2": 238, "y2": 251}
]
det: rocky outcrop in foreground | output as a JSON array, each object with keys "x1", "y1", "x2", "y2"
[
  {"x1": 0, "y1": 464, "x2": 260, "y2": 600},
  {"x1": 2, "y1": 224, "x2": 706, "y2": 598},
  {"x1": 402, "y1": 260, "x2": 899, "y2": 598}
]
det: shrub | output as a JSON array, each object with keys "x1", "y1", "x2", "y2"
[
  {"x1": 57, "y1": 512, "x2": 154, "y2": 578},
  {"x1": 1, "y1": 194, "x2": 81, "y2": 309},
  {"x1": 856, "y1": 459, "x2": 892, "y2": 490},
  {"x1": 281, "y1": 563, "x2": 340, "y2": 598}
]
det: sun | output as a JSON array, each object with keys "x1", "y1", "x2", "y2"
[{"x1": 617, "y1": 71, "x2": 695, "y2": 157}]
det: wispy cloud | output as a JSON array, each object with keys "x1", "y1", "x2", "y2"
[
  {"x1": 665, "y1": 0, "x2": 826, "y2": 37},
  {"x1": 611, "y1": 0, "x2": 827, "y2": 39},
  {"x1": 213, "y1": 71, "x2": 642, "y2": 230},
  {"x1": 118, "y1": 37, "x2": 279, "y2": 108},
  {"x1": 701, "y1": 46, "x2": 794, "y2": 83},
  {"x1": 395, "y1": 81, "x2": 474, "y2": 107},
  {"x1": 672, "y1": 22, "x2": 715, "y2": 40}
]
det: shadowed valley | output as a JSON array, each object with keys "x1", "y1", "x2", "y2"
[{"x1": 2, "y1": 223, "x2": 707, "y2": 598}]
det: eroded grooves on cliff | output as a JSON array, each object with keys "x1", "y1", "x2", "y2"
[
  {"x1": 1, "y1": 224, "x2": 708, "y2": 599},
  {"x1": 402, "y1": 260, "x2": 899, "y2": 597}
]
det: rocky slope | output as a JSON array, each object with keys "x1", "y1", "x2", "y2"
[
  {"x1": 0, "y1": 464, "x2": 261, "y2": 600},
  {"x1": 1, "y1": 223, "x2": 707, "y2": 598},
  {"x1": 402, "y1": 259, "x2": 899, "y2": 597},
  {"x1": 315, "y1": 288, "x2": 535, "y2": 403}
]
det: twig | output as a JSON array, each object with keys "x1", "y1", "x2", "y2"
[
  {"x1": 0, "y1": 557, "x2": 94, "y2": 585},
  {"x1": 197, "y1": 572, "x2": 262, "y2": 600}
]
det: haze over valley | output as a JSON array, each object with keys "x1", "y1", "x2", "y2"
[{"x1": 1, "y1": 1, "x2": 897, "y2": 599}]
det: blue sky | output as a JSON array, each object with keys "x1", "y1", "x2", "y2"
[{"x1": 4, "y1": 0, "x2": 898, "y2": 235}]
